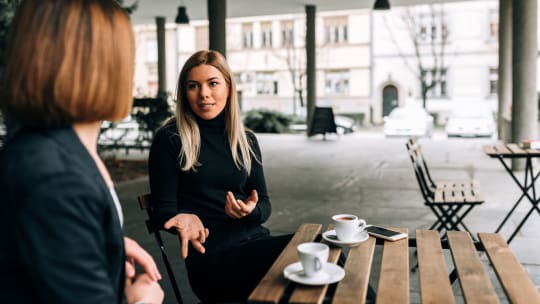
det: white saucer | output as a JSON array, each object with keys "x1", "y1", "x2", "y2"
[
  {"x1": 322, "y1": 230, "x2": 369, "y2": 247},
  {"x1": 283, "y1": 262, "x2": 345, "y2": 286}
]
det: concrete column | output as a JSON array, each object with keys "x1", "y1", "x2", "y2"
[
  {"x1": 498, "y1": 0, "x2": 512, "y2": 141},
  {"x1": 207, "y1": 0, "x2": 226, "y2": 57},
  {"x1": 156, "y1": 16, "x2": 167, "y2": 97},
  {"x1": 512, "y1": 0, "x2": 537, "y2": 170},
  {"x1": 305, "y1": 5, "x2": 316, "y2": 131}
]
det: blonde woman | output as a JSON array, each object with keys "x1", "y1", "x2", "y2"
[
  {"x1": 0, "y1": 1, "x2": 163, "y2": 303},
  {"x1": 149, "y1": 50, "x2": 292, "y2": 303}
]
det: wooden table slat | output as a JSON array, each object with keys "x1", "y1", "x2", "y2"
[
  {"x1": 446, "y1": 231, "x2": 499, "y2": 304},
  {"x1": 483, "y1": 144, "x2": 497, "y2": 155},
  {"x1": 507, "y1": 143, "x2": 525, "y2": 154},
  {"x1": 376, "y1": 228, "x2": 410, "y2": 304},
  {"x1": 416, "y1": 230, "x2": 455, "y2": 304},
  {"x1": 496, "y1": 144, "x2": 512, "y2": 155},
  {"x1": 248, "y1": 223, "x2": 322, "y2": 304},
  {"x1": 478, "y1": 233, "x2": 540, "y2": 304},
  {"x1": 331, "y1": 237, "x2": 377, "y2": 304}
]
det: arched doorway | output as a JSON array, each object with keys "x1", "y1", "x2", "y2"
[{"x1": 382, "y1": 85, "x2": 398, "y2": 117}]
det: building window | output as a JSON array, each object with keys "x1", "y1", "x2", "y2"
[
  {"x1": 418, "y1": 13, "x2": 448, "y2": 42},
  {"x1": 420, "y1": 24, "x2": 427, "y2": 40},
  {"x1": 489, "y1": 8, "x2": 499, "y2": 38},
  {"x1": 144, "y1": 38, "x2": 158, "y2": 96},
  {"x1": 256, "y1": 72, "x2": 278, "y2": 95},
  {"x1": 324, "y1": 16, "x2": 348, "y2": 44},
  {"x1": 421, "y1": 68, "x2": 448, "y2": 97},
  {"x1": 235, "y1": 72, "x2": 253, "y2": 91},
  {"x1": 195, "y1": 26, "x2": 209, "y2": 50},
  {"x1": 281, "y1": 21, "x2": 294, "y2": 47},
  {"x1": 440, "y1": 69, "x2": 447, "y2": 97},
  {"x1": 489, "y1": 67, "x2": 498, "y2": 95},
  {"x1": 261, "y1": 22, "x2": 273, "y2": 48},
  {"x1": 324, "y1": 70, "x2": 350, "y2": 95},
  {"x1": 145, "y1": 39, "x2": 157, "y2": 63},
  {"x1": 242, "y1": 23, "x2": 253, "y2": 49}
]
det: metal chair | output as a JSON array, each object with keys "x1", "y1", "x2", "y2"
[
  {"x1": 405, "y1": 138, "x2": 484, "y2": 238},
  {"x1": 137, "y1": 193, "x2": 183, "y2": 304}
]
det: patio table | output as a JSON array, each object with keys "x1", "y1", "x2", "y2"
[
  {"x1": 483, "y1": 143, "x2": 540, "y2": 243},
  {"x1": 248, "y1": 223, "x2": 540, "y2": 303}
]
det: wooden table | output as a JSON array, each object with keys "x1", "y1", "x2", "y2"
[
  {"x1": 483, "y1": 143, "x2": 540, "y2": 243},
  {"x1": 248, "y1": 223, "x2": 540, "y2": 304}
]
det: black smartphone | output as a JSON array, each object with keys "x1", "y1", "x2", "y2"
[{"x1": 365, "y1": 225, "x2": 408, "y2": 241}]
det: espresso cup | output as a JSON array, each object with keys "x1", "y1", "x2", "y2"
[
  {"x1": 332, "y1": 214, "x2": 367, "y2": 242},
  {"x1": 297, "y1": 242, "x2": 329, "y2": 277}
]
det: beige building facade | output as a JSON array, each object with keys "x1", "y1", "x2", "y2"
[{"x1": 133, "y1": 1, "x2": 506, "y2": 126}]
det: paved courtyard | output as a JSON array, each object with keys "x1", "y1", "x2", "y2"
[{"x1": 116, "y1": 131, "x2": 540, "y2": 303}]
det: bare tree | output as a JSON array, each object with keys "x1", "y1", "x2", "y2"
[
  {"x1": 384, "y1": 5, "x2": 450, "y2": 109},
  {"x1": 272, "y1": 38, "x2": 306, "y2": 116}
]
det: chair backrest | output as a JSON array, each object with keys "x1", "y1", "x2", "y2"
[
  {"x1": 406, "y1": 138, "x2": 436, "y2": 188},
  {"x1": 137, "y1": 193, "x2": 183, "y2": 304},
  {"x1": 405, "y1": 139, "x2": 435, "y2": 202}
]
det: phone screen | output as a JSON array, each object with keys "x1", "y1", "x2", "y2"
[{"x1": 365, "y1": 226, "x2": 401, "y2": 237}]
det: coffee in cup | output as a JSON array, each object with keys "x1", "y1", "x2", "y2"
[
  {"x1": 297, "y1": 242, "x2": 329, "y2": 277},
  {"x1": 331, "y1": 214, "x2": 367, "y2": 242}
]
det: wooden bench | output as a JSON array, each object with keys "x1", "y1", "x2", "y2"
[{"x1": 406, "y1": 137, "x2": 485, "y2": 237}]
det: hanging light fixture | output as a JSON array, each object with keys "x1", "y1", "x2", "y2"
[
  {"x1": 373, "y1": 0, "x2": 391, "y2": 10},
  {"x1": 175, "y1": 1, "x2": 190, "y2": 24}
]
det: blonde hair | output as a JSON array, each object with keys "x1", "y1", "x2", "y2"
[
  {"x1": 1, "y1": 0, "x2": 135, "y2": 128},
  {"x1": 175, "y1": 50, "x2": 257, "y2": 173}
]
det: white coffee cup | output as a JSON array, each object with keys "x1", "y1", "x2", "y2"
[
  {"x1": 332, "y1": 214, "x2": 367, "y2": 242},
  {"x1": 297, "y1": 242, "x2": 329, "y2": 277}
]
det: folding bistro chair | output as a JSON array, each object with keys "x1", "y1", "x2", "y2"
[
  {"x1": 405, "y1": 138, "x2": 485, "y2": 238},
  {"x1": 137, "y1": 193, "x2": 183, "y2": 304}
]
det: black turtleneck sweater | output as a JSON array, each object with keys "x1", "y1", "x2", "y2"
[{"x1": 148, "y1": 111, "x2": 271, "y2": 253}]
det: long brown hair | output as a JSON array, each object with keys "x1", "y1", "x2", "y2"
[
  {"x1": 1, "y1": 0, "x2": 135, "y2": 128},
  {"x1": 175, "y1": 50, "x2": 257, "y2": 173}
]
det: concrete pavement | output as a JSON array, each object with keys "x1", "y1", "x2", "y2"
[{"x1": 116, "y1": 131, "x2": 540, "y2": 303}]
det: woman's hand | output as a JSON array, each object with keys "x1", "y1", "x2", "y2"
[
  {"x1": 125, "y1": 273, "x2": 164, "y2": 304},
  {"x1": 164, "y1": 214, "x2": 209, "y2": 259},
  {"x1": 124, "y1": 237, "x2": 161, "y2": 281},
  {"x1": 225, "y1": 190, "x2": 258, "y2": 219}
]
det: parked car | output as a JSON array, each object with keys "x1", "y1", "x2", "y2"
[
  {"x1": 383, "y1": 106, "x2": 434, "y2": 138},
  {"x1": 445, "y1": 106, "x2": 495, "y2": 138},
  {"x1": 334, "y1": 115, "x2": 356, "y2": 135}
]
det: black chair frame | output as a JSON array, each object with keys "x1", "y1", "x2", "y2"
[{"x1": 138, "y1": 194, "x2": 183, "y2": 304}]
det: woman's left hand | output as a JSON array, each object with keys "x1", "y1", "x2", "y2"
[
  {"x1": 124, "y1": 237, "x2": 161, "y2": 281},
  {"x1": 225, "y1": 190, "x2": 258, "y2": 219}
]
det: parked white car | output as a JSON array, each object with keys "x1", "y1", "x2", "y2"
[
  {"x1": 383, "y1": 106, "x2": 434, "y2": 138},
  {"x1": 445, "y1": 106, "x2": 495, "y2": 138},
  {"x1": 334, "y1": 115, "x2": 356, "y2": 135}
]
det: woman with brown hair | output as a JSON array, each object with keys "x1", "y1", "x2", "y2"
[
  {"x1": 0, "y1": 1, "x2": 163, "y2": 303},
  {"x1": 149, "y1": 50, "x2": 293, "y2": 303}
]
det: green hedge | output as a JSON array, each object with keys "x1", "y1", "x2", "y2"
[{"x1": 243, "y1": 109, "x2": 292, "y2": 133}]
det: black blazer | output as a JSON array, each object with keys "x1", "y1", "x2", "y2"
[{"x1": 0, "y1": 127, "x2": 125, "y2": 303}]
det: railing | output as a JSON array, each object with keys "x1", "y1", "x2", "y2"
[{"x1": 98, "y1": 96, "x2": 173, "y2": 155}]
